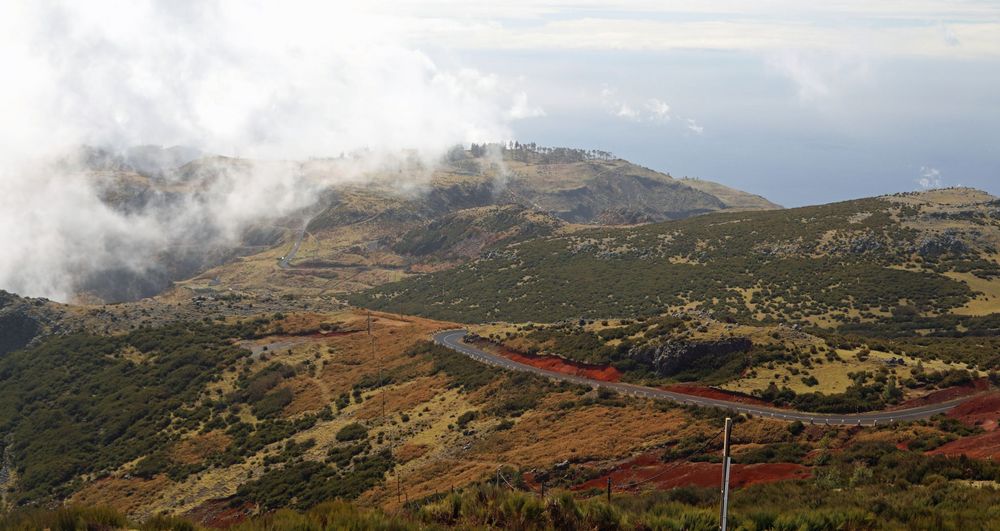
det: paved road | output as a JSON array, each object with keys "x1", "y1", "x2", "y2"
[
  {"x1": 278, "y1": 220, "x2": 308, "y2": 269},
  {"x1": 433, "y1": 329, "x2": 979, "y2": 426}
]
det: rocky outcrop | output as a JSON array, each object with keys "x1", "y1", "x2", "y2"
[
  {"x1": 0, "y1": 291, "x2": 44, "y2": 355},
  {"x1": 916, "y1": 231, "x2": 969, "y2": 257},
  {"x1": 625, "y1": 337, "x2": 752, "y2": 377}
]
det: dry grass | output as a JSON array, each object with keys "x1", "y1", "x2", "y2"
[
  {"x1": 70, "y1": 475, "x2": 173, "y2": 517},
  {"x1": 724, "y1": 347, "x2": 975, "y2": 397},
  {"x1": 355, "y1": 375, "x2": 448, "y2": 420},
  {"x1": 282, "y1": 376, "x2": 328, "y2": 416},
  {"x1": 170, "y1": 431, "x2": 232, "y2": 465},
  {"x1": 393, "y1": 443, "x2": 431, "y2": 464},
  {"x1": 946, "y1": 271, "x2": 1000, "y2": 316}
]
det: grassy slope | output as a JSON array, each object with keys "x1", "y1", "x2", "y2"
[
  {"x1": 352, "y1": 189, "x2": 1000, "y2": 326},
  {"x1": 2, "y1": 305, "x2": 999, "y2": 526}
]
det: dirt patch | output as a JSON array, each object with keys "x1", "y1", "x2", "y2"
[
  {"x1": 945, "y1": 391, "x2": 1000, "y2": 431},
  {"x1": 316, "y1": 314, "x2": 448, "y2": 397},
  {"x1": 482, "y1": 341, "x2": 622, "y2": 382},
  {"x1": 664, "y1": 384, "x2": 774, "y2": 407},
  {"x1": 283, "y1": 376, "x2": 328, "y2": 416},
  {"x1": 395, "y1": 443, "x2": 431, "y2": 464},
  {"x1": 70, "y1": 475, "x2": 172, "y2": 516},
  {"x1": 355, "y1": 375, "x2": 448, "y2": 420},
  {"x1": 184, "y1": 498, "x2": 255, "y2": 528},
  {"x1": 171, "y1": 431, "x2": 232, "y2": 465},
  {"x1": 572, "y1": 453, "x2": 810, "y2": 492},
  {"x1": 260, "y1": 311, "x2": 357, "y2": 336},
  {"x1": 929, "y1": 430, "x2": 1000, "y2": 460},
  {"x1": 476, "y1": 400, "x2": 697, "y2": 466},
  {"x1": 891, "y1": 378, "x2": 989, "y2": 410}
]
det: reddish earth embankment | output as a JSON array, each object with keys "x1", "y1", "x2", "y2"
[
  {"x1": 572, "y1": 453, "x2": 810, "y2": 492},
  {"x1": 929, "y1": 430, "x2": 1000, "y2": 460},
  {"x1": 663, "y1": 384, "x2": 773, "y2": 407},
  {"x1": 479, "y1": 341, "x2": 622, "y2": 382},
  {"x1": 946, "y1": 391, "x2": 1000, "y2": 430},
  {"x1": 891, "y1": 378, "x2": 990, "y2": 410},
  {"x1": 925, "y1": 392, "x2": 1000, "y2": 459}
]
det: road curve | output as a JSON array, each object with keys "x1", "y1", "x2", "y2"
[{"x1": 433, "y1": 329, "x2": 979, "y2": 426}]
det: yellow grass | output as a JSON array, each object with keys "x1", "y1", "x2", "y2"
[
  {"x1": 946, "y1": 271, "x2": 1000, "y2": 316},
  {"x1": 724, "y1": 348, "x2": 975, "y2": 396}
]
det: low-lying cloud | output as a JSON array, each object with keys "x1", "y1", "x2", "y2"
[
  {"x1": 918, "y1": 166, "x2": 943, "y2": 189},
  {"x1": 0, "y1": 1, "x2": 536, "y2": 301}
]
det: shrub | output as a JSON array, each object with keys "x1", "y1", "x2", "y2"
[{"x1": 336, "y1": 422, "x2": 368, "y2": 442}]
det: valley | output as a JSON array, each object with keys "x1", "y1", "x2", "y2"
[{"x1": 2, "y1": 154, "x2": 1000, "y2": 529}]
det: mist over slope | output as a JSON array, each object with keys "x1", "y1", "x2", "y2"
[
  {"x1": 2, "y1": 143, "x2": 777, "y2": 304},
  {"x1": 0, "y1": 1, "x2": 538, "y2": 303},
  {"x1": 158, "y1": 144, "x2": 778, "y2": 305}
]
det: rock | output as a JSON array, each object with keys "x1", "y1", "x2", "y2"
[
  {"x1": 626, "y1": 337, "x2": 752, "y2": 377},
  {"x1": 915, "y1": 230, "x2": 969, "y2": 257}
]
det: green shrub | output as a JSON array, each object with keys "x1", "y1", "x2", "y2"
[{"x1": 336, "y1": 422, "x2": 368, "y2": 442}]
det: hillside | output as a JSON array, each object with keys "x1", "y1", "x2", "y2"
[
  {"x1": 7, "y1": 162, "x2": 1000, "y2": 528},
  {"x1": 353, "y1": 188, "x2": 1000, "y2": 327},
  {"x1": 3, "y1": 305, "x2": 1000, "y2": 528},
  {"x1": 163, "y1": 145, "x2": 778, "y2": 304},
  {"x1": 3, "y1": 184, "x2": 1000, "y2": 526}
]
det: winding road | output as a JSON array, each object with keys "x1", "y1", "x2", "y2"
[
  {"x1": 433, "y1": 329, "x2": 979, "y2": 426},
  {"x1": 278, "y1": 220, "x2": 308, "y2": 269}
]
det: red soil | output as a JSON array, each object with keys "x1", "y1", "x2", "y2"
[
  {"x1": 663, "y1": 384, "x2": 774, "y2": 407},
  {"x1": 929, "y1": 430, "x2": 1000, "y2": 460},
  {"x1": 184, "y1": 498, "x2": 254, "y2": 528},
  {"x1": 891, "y1": 378, "x2": 989, "y2": 410},
  {"x1": 572, "y1": 453, "x2": 809, "y2": 492},
  {"x1": 944, "y1": 391, "x2": 1000, "y2": 431},
  {"x1": 484, "y1": 342, "x2": 622, "y2": 382}
]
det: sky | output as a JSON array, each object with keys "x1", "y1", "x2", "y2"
[
  {"x1": 0, "y1": 1, "x2": 999, "y2": 300},
  {"x1": 403, "y1": 0, "x2": 1000, "y2": 206},
  {"x1": 3, "y1": 1, "x2": 998, "y2": 207}
]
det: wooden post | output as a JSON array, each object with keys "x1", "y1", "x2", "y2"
[
  {"x1": 719, "y1": 417, "x2": 733, "y2": 531},
  {"x1": 606, "y1": 477, "x2": 612, "y2": 503}
]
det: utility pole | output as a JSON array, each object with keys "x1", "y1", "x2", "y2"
[
  {"x1": 368, "y1": 312, "x2": 385, "y2": 422},
  {"x1": 719, "y1": 417, "x2": 733, "y2": 531}
]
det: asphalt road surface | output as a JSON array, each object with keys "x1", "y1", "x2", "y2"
[
  {"x1": 433, "y1": 329, "x2": 978, "y2": 426},
  {"x1": 278, "y1": 221, "x2": 307, "y2": 269}
]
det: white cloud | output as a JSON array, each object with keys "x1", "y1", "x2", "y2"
[
  {"x1": 766, "y1": 50, "x2": 872, "y2": 102},
  {"x1": 601, "y1": 87, "x2": 673, "y2": 122},
  {"x1": 616, "y1": 103, "x2": 640, "y2": 120},
  {"x1": 917, "y1": 166, "x2": 943, "y2": 189},
  {"x1": 645, "y1": 99, "x2": 672, "y2": 120},
  {"x1": 392, "y1": 6, "x2": 1000, "y2": 58},
  {"x1": 0, "y1": 0, "x2": 542, "y2": 300},
  {"x1": 686, "y1": 119, "x2": 705, "y2": 135},
  {"x1": 507, "y1": 91, "x2": 546, "y2": 119}
]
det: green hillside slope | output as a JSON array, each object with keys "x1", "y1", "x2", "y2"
[{"x1": 352, "y1": 189, "x2": 1000, "y2": 326}]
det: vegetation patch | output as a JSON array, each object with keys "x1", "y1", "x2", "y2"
[{"x1": 0, "y1": 322, "x2": 249, "y2": 504}]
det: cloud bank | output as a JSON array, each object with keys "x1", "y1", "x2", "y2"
[{"x1": 0, "y1": 0, "x2": 536, "y2": 301}]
